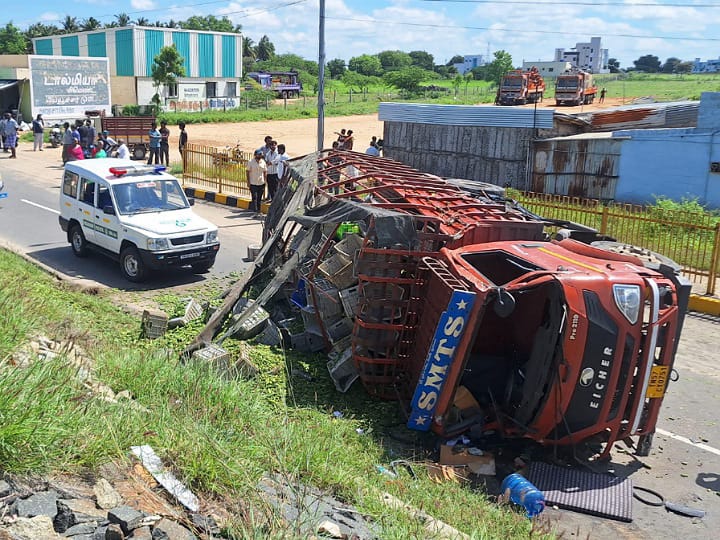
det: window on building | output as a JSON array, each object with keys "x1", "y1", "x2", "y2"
[
  {"x1": 206, "y1": 82, "x2": 217, "y2": 98},
  {"x1": 548, "y1": 67, "x2": 554, "y2": 72},
  {"x1": 167, "y1": 83, "x2": 178, "y2": 98},
  {"x1": 226, "y1": 82, "x2": 237, "y2": 97}
]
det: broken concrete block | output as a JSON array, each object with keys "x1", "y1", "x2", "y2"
[
  {"x1": 150, "y1": 518, "x2": 197, "y2": 539},
  {"x1": 189, "y1": 513, "x2": 219, "y2": 535},
  {"x1": 105, "y1": 523, "x2": 125, "y2": 540},
  {"x1": 131, "y1": 526, "x2": 153, "y2": 540},
  {"x1": 93, "y1": 479, "x2": 123, "y2": 510},
  {"x1": 59, "y1": 497, "x2": 107, "y2": 521},
  {"x1": 14, "y1": 490, "x2": 59, "y2": 519},
  {"x1": 107, "y1": 505, "x2": 144, "y2": 535},
  {"x1": 63, "y1": 522, "x2": 99, "y2": 536},
  {"x1": 142, "y1": 310, "x2": 168, "y2": 339},
  {"x1": 6, "y1": 515, "x2": 63, "y2": 539}
]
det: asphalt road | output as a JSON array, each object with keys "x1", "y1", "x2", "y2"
[{"x1": 0, "y1": 153, "x2": 262, "y2": 291}]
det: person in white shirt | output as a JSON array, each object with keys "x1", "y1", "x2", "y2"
[
  {"x1": 265, "y1": 140, "x2": 279, "y2": 201},
  {"x1": 117, "y1": 139, "x2": 130, "y2": 160},
  {"x1": 276, "y1": 144, "x2": 290, "y2": 180}
]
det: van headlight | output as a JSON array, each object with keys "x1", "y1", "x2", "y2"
[
  {"x1": 147, "y1": 238, "x2": 169, "y2": 250},
  {"x1": 613, "y1": 284, "x2": 641, "y2": 324},
  {"x1": 206, "y1": 230, "x2": 218, "y2": 244}
]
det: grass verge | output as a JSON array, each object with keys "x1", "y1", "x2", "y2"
[{"x1": 0, "y1": 249, "x2": 548, "y2": 538}]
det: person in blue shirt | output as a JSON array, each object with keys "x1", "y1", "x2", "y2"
[{"x1": 147, "y1": 122, "x2": 161, "y2": 165}]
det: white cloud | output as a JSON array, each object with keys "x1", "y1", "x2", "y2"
[
  {"x1": 131, "y1": 0, "x2": 157, "y2": 10},
  {"x1": 39, "y1": 12, "x2": 60, "y2": 22}
]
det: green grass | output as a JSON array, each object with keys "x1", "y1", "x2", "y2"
[{"x1": 0, "y1": 249, "x2": 547, "y2": 538}]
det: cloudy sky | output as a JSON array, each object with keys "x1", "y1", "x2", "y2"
[{"x1": 17, "y1": 0, "x2": 718, "y2": 69}]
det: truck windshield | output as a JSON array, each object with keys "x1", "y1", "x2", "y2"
[
  {"x1": 112, "y1": 178, "x2": 189, "y2": 215},
  {"x1": 457, "y1": 253, "x2": 565, "y2": 432},
  {"x1": 502, "y1": 78, "x2": 523, "y2": 89}
]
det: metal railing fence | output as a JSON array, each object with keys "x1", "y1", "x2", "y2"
[{"x1": 182, "y1": 143, "x2": 251, "y2": 198}]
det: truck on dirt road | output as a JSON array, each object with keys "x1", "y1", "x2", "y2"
[
  {"x1": 555, "y1": 69, "x2": 598, "y2": 106},
  {"x1": 497, "y1": 67, "x2": 546, "y2": 105},
  {"x1": 188, "y1": 151, "x2": 689, "y2": 460},
  {"x1": 246, "y1": 70, "x2": 302, "y2": 98},
  {"x1": 101, "y1": 116, "x2": 156, "y2": 161}
]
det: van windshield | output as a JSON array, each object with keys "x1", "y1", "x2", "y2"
[{"x1": 112, "y1": 178, "x2": 189, "y2": 215}]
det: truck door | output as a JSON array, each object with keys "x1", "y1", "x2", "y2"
[
  {"x1": 77, "y1": 177, "x2": 96, "y2": 244},
  {"x1": 92, "y1": 180, "x2": 121, "y2": 253}
]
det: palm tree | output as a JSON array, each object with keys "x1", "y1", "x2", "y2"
[
  {"x1": 62, "y1": 16, "x2": 79, "y2": 33},
  {"x1": 166, "y1": 19, "x2": 178, "y2": 29},
  {"x1": 81, "y1": 17, "x2": 101, "y2": 31},
  {"x1": 114, "y1": 13, "x2": 131, "y2": 27},
  {"x1": 255, "y1": 35, "x2": 274, "y2": 62},
  {"x1": 135, "y1": 17, "x2": 150, "y2": 27},
  {"x1": 242, "y1": 37, "x2": 255, "y2": 60}
]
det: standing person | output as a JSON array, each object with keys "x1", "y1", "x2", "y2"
[
  {"x1": 61, "y1": 122, "x2": 74, "y2": 163},
  {"x1": 335, "y1": 129, "x2": 347, "y2": 149},
  {"x1": 147, "y1": 122, "x2": 161, "y2": 165},
  {"x1": 85, "y1": 119, "x2": 96, "y2": 150},
  {"x1": 77, "y1": 120, "x2": 88, "y2": 152},
  {"x1": 178, "y1": 122, "x2": 188, "y2": 170},
  {"x1": 265, "y1": 140, "x2": 279, "y2": 201},
  {"x1": 246, "y1": 149, "x2": 267, "y2": 216},
  {"x1": 68, "y1": 138, "x2": 84, "y2": 161},
  {"x1": 159, "y1": 120, "x2": 170, "y2": 166},
  {"x1": 344, "y1": 130, "x2": 354, "y2": 151},
  {"x1": 599, "y1": 87, "x2": 607, "y2": 103},
  {"x1": 258, "y1": 135, "x2": 273, "y2": 159},
  {"x1": 276, "y1": 143, "x2": 290, "y2": 180},
  {"x1": 93, "y1": 140, "x2": 107, "y2": 158},
  {"x1": 32, "y1": 114, "x2": 45, "y2": 151},
  {"x1": 0, "y1": 113, "x2": 6, "y2": 151},
  {"x1": 117, "y1": 139, "x2": 130, "y2": 160},
  {"x1": 2, "y1": 113, "x2": 19, "y2": 159}
]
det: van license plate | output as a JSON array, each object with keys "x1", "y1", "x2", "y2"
[
  {"x1": 646, "y1": 366, "x2": 669, "y2": 398},
  {"x1": 181, "y1": 252, "x2": 201, "y2": 260}
]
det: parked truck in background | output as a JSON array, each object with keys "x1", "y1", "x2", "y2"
[
  {"x1": 555, "y1": 69, "x2": 598, "y2": 106},
  {"x1": 192, "y1": 151, "x2": 689, "y2": 460},
  {"x1": 497, "y1": 67, "x2": 546, "y2": 105},
  {"x1": 246, "y1": 71, "x2": 302, "y2": 98},
  {"x1": 101, "y1": 116, "x2": 156, "y2": 161}
]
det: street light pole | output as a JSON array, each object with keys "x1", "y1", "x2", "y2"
[{"x1": 317, "y1": 0, "x2": 326, "y2": 152}]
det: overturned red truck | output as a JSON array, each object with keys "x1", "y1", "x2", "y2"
[{"x1": 189, "y1": 151, "x2": 689, "y2": 458}]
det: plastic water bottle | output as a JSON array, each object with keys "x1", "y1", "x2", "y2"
[{"x1": 500, "y1": 473, "x2": 545, "y2": 518}]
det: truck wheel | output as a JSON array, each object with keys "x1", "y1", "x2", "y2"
[
  {"x1": 591, "y1": 241, "x2": 682, "y2": 272},
  {"x1": 191, "y1": 260, "x2": 214, "y2": 273},
  {"x1": 133, "y1": 146, "x2": 146, "y2": 161},
  {"x1": 70, "y1": 224, "x2": 89, "y2": 257},
  {"x1": 120, "y1": 246, "x2": 147, "y2": 282}
]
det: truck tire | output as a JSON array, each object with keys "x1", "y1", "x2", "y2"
[
  {"x1": 590, "y1": 241, "x2": 682, "y2": 273},
  {"x1": 133, "y1": 145, "x2": 146, "y2": 161},
  {"x1": 70, "y1": 224, "x2": 89, "y2": 257},
  {"x1": 120, "y1": 246, "x2": 147, "y2": 282}
]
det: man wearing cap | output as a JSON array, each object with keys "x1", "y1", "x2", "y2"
[{"x1": 247, "y1": 149, "x2": 267, "y2": 215}]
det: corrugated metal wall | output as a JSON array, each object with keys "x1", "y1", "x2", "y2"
[
  {"x1": 531, "y1": 138, "x2": 622, "y2": 199},
  {"x1": 87, "y1": 32, "x2": 106, "y2": 58}
]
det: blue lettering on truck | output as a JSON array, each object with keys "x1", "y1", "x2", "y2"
[{"x1": 407, "y1": 290, "x2": 476, "y2": 431}]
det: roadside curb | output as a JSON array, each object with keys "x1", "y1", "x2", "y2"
[
  {"x1": 688, "y1": 294, "x2": 720, "y2": 317},
  {"x1": 183, "y1": 187, "x2": 270, "y2": 213}
]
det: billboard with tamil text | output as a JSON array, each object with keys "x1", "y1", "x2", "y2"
[{"x1": 29, "y1": 55, "x2": 111, "y2": 118}]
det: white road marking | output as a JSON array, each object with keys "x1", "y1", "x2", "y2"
[
  {"x1": 656, "y1": 428, "x2": 720, "y2": 457},
  {"x1": 21, "y1": 199, "x2": 60, "y2": 215}
]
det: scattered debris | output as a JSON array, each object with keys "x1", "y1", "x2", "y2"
[
  {"x1": 380, "y1": 492, "x2": 469, "y2": 540},
  {"x1": 141, "y1": 309, "x2": 168, "y2": 339},
  {"x1": 130, "y1": 445, "x2": 200, "y2": 513},
  {"x1": 94, "y1": 478, "x2": 123, "y2": 510}
]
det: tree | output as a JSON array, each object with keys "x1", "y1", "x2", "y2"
[
  {"x1": 135, "y1": 18, "x2": 150, "y2": 27},
  {"x1": 150, "y1": 45, "x2": 186, "y2": 113},
  {"x1": 607, "y1": 58, "x2": 621, "y2": 73},
  {"x1": 341, "y1": 70, "x2": 379, "y2": 92},
  {"x1": 0, "y1": 22, "x2": 27, "y2": 54},
  {"x1": 242, "y1": 37, "x2": 256, "y2": 60},
  {"x1": 487, "y1": 50, "x2": 513, "y2": 84},
  {"x1": 633, "y1": 54, "x2": 661, "y2": 73},
  {"x1": 25, "y1": 22, "x2": 59, "y2": 41},
  {"x1": 179, "y1": 15, "x2": 240, "y2": 33},
  {"x1": 383, "y1": 67, "x2": 430, "y2": 93},
  {"x1": 255, "y1": 35, "x2": 275, "y2": 61},
  {"x1": 662, "y1": 57, "x2": 682, "y2": 73},
  {"x1": 257, "y1": 53, "x2": 318, "y2": 75},
  {"x1": 446, "y1": 55, "x2": 464, "y2": 66},
  {"x1": 62, "y1": 16, "x2": 79, "y2": 33},
  {"x1": 327, "y1": 58, "x2": 346, "y2": 79},
  {"x1": 433, "y1": 65, "x2": 452, "y2": 79},
  {"x1": 470, "y1": 64, "x2": 491, "y2": 81},
  {"x1": 82, "y1": 18, "x2": 101, "y2": 32},
  {"x1": 409, "y1": 50, "x2": 434, "y2": 71},
  {"x1": 378, "y1": 50, "x2": 412, "y2": 72},
  {"x1": 348, "y1": 54, "x2": 382, "y2": 76},
  {"x1": 452, "y1": 74, "x2": 463, "y2": 95},
  {"x1": 114, "y1": 13, "x2": 131, "y2": 27},
  {"x1": 676, "y1": 61, "x2": 693, "y2": 74}
]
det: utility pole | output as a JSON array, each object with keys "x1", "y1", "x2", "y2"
[{"x1": 317, "y1": 0, "x2": 326, "y2": 152}]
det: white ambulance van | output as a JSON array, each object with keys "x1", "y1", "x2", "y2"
[{"x1": 59, "y1": 159, "x2": 220, "y2": 282}]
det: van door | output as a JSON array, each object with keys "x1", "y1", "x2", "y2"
[
  {"x1": 92, "y1": 181, "x2": 121, "y2": 253},
  {"x1": 77, "y1": 177, "x2": 96, "y2": 244}
]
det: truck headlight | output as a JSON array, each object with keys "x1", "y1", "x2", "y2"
[
  {"x1": 206, "y1": 230, "x2": 218, "y2": 244},
  {"x1": 613, "y1": 284, "x2": 641, "y2": 324},
  {"x1": 147, "y1": 238, "x2": 169, "y2": 250}
]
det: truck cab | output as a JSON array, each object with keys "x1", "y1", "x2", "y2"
[
  {"x1": 59, "y1": 159, "x2": 220, "y2": 282},
  {"x1": 408, "y1": 239, "x2": 690, "y2": 457}
]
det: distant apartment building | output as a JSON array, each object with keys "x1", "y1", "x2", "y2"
[
  {"x1": 521, "y1": 61, "x2": 573, "y2": 78},
  {"x1": 554, "y1": 37, "x2": 609, "y2": 73},
  {"x1": 692, "y1": 57, "x2": 720, "y2": 73},
  {"x1": 453, "y1": 54, "x2": 487, "y2": 75}
]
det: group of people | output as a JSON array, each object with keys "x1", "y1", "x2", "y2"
[
  {"x1": 246, "y1": 135, "x2": 290, "y2": 215},
  {"x1": 61, "y1": 119, "x2": 127, "y2": 163},
  {"x1": 365, "y1": 135, "x2": 383, "y2": 156},
  {"x1": 334, "y1": 129, "x2": 355, "y2": 150},
  {"x1": 1, "y1": 112, "x2": 20, "y2": 159}
]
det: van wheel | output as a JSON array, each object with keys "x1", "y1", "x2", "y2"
[
  {"x1": 120, "y1": 246, "x2": 147, "y2": 282},
  {"x1": 70, "y1": 225, "x2": 89, "y2": 257},
  {"x1": 191, "y1": 261, "x2": 214, "y2": 273}
]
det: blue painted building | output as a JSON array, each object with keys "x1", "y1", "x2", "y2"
[{"x1": 32, "y1": 26, "x2": 243, "y2": 111}]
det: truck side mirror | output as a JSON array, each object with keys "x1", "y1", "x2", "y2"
[{"x1": 493, "y1": 289, "x2": 516, "y2": 318}]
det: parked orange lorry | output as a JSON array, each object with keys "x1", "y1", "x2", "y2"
[
  {"x1": 497, "y1": 67, "x2": 546, "y2": 105},
  {"x1": 555, "y1": 69, "x2": 598, "y2": 106}
]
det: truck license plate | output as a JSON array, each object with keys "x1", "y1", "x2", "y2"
[
  {"x1": 180, "y1": 252, "x2": 201, "y2": 260},
  {"x1": 646, "y1": 366, "x2": 669, "y2": 398}
]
